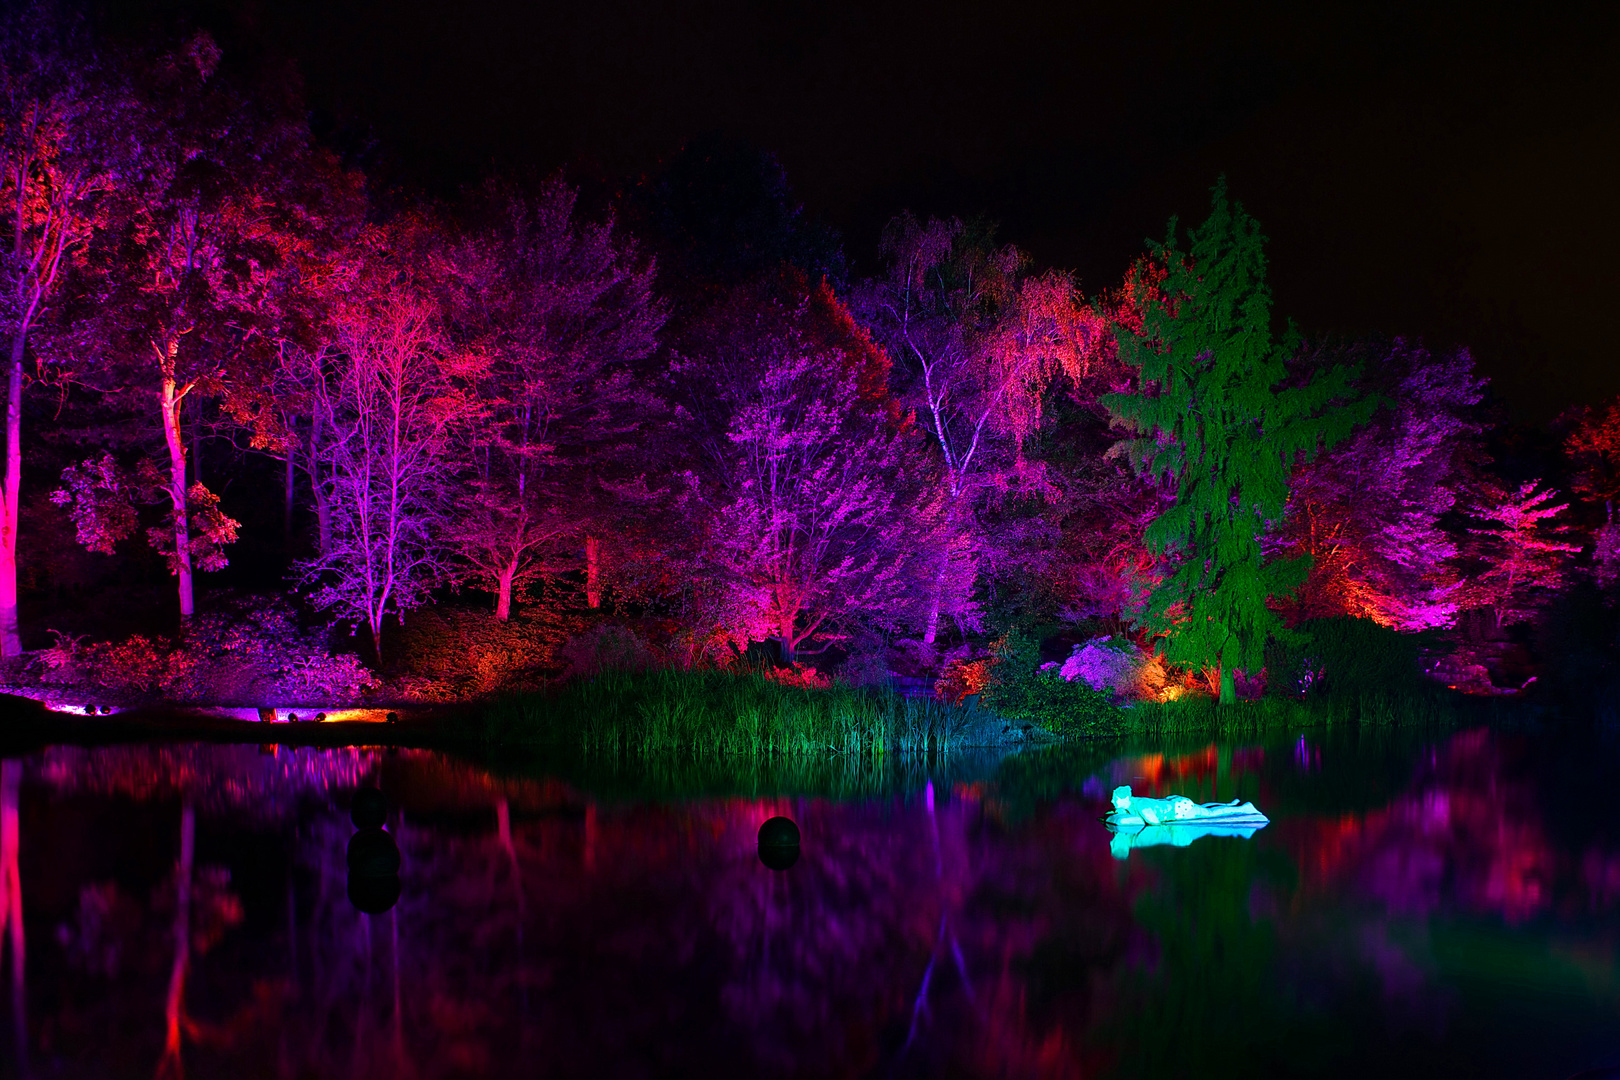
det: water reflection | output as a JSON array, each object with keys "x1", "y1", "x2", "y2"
[{"x1": 0, "y1": 727, "x2": 1615, "y2": 1078}]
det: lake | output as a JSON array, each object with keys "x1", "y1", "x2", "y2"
[{"x1": 0, "y1": 721, "x2": 1615, "y2": 1078}]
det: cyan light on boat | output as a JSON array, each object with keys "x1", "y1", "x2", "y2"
[{"x1": 1103, "y1": 784, "x2": 1269, "y2": 859}]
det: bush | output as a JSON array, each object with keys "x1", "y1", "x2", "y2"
[
  {"x1": 982, "y1": 631, "x2": 1125, "y2": 737},
  {"x1": 396, "y1": 607, "x2": 569, "y2": 698},
  {"x1": 37, "y1": 594, "x2": 381, "y2": 703}
]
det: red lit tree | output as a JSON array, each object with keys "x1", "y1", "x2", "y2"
[
  {"x1": 1282, "y1": 341, "x2": 1487, "y2": 630},
  {"x1": 440, "y1": 180, "x2": 664, "y2": 620},
  {"x1": 52, "y1": 32, "x2": 351, "y2": 621},
  {"x1": 0, "y1": 7, "x2": 136, "y2": 652}
]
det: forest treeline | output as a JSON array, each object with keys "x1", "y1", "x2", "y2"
[{"x1": 3, "y1": 10, "x2": 1618, "y2": 707}]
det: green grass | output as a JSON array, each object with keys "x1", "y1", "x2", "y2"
[
  {"x1": 1121, "y1": 686, "x2": 1460, "y2": 735},
  {"x1": 475, "y1": 668, "x2": 1015, "y2": 757}
]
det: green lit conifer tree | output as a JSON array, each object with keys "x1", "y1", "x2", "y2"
[{"x1": 1101, "y1": 180, "x2": 1369, "y2": 704}]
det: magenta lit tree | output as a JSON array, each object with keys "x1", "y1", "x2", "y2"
[
  {"x1": 1283, "y1": 341, "x2": 1488, "y2": 630},
  {"x1": 288, "y1": 225, "x2": 486, "y2": 662},
  {"x1": 679, "y1": 272, "x2": 923, "y2": 662},
  {"x1": 855, "y1": 214, "x2": 1105, "y2": 648},
  {"x1": 440, "y1": 179, "x2": 664, "y2": 620},
  {"x1": 1461, "y1": 480, "x2": 1580, "y2": 629}
]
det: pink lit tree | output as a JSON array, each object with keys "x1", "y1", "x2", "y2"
[
  {"x1": 440, "y1": 179, "x2": 664, "y2": 620},
  {"x1": 1282, "y1": 341, "x2": 1488, "y2": 630},
  {"x1": 288, "y1": 232, "x2": 486, "y2": 660},
  {"x1": 1460, "y1": 480, "x2": 1580, "y2": 629}
]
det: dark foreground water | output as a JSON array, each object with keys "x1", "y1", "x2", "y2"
[{"x1": 0, "y1": 723, "x2": 1616, "y2": 1079}]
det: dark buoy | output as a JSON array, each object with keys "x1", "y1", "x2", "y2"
[
  {"x1": 350, "y1": 787, "x2": 389, "y2": 829},
  {"x1": 347, "y1": 874, "x2": 401, "y2": 914},
  {"x1": 347, "y1": 827, "x2": 401, "y2": 876},
  {"x1": 758, "y1": 844, "x2": 800, "y2": 870},
  {"x1": 758, "y1": 815, "x2": 801, "y2": 871},
  {"x1": 758, "y1": 816, "x2": 800, "y2": 848}
]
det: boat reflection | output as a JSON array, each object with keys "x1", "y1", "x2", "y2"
[{"x1": 1105, "y1": 819, "x2": 1269, "y2": 859}]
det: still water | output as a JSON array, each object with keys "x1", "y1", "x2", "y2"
[{"x1": 0, "y1": 723, "x2": 1616, "y2": 1078}]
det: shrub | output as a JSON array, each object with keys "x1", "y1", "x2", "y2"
[
  {"x1": 935, "y1": 656, "x2": 994, "y2": 704},
  {"x1": 554, "y1": 623, "x2": 660, "y2": 680},
  {"x1": 982, "y1": 631, "x2": 1125, "y2": 737},
  {"x1": 397, "y1": 607, "x2": 568, "y2": 697},
  {"x1": 39, "y1": 594, "x2": 382, "y2": 703}
]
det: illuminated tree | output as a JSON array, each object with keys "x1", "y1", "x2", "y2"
[
  {"x1": 441, "y1": 179, "x2": 664, "y2": 620},
  {"x1": 0, "y1": 5, "x2": 134, "y2": 652},
  {"x1": 1100, "y1": 181, "x2": 1368, "y2": 703},
  {"x1": 1461, "y1": 480, "x2": 1579, "y2": 628},
  {"x1": 1567, "y1": 395, "x2": 1620, "y2": 519},
  {"x1": 290, "y1": 244, "x2": 485, "y2": 659},
  {"x1": 680, "y1": 272, "x2": 922, "y2": 661},
  {"x1": 1283, "y1": 341, "x2": 1486, "y2": 630},
  {"x1": 856, "y1": 214, "x2": 1106, "y2": 646},
  {"x1": 53, "y1": 31, "x2": 347, "y2": 621}
]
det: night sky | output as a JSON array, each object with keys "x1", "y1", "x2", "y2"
[{"x1": 121, "y1": 0, "x2": 1619, "y2": 420}]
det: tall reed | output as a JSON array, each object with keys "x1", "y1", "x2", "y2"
[{"x1": 477, "y1": 668, "x2": 1008, "y2": 757}]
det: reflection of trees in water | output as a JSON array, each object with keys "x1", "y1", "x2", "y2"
[{"x1": 37, "y1": 744, "x2": 376, "y2": 818}]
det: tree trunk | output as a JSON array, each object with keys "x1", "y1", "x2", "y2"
[
  {"x1": 922, "y1": 553, "x2": 949, "y2": 648},
  {"x1": 0, "y1": 332, "x2": 23, "y2": 657},
  {"x1": 585, "y1": 536, "x2": 601, "y2": 609},
  {"x1": 777, "y1": 607, "x2": 797, "y2": 665},
  {"x1": 310, "y1": 410, "x2": 333, "y2": 556},
  {"x1": 160, "y1": 377, "x2": 194, "y2": 620},
  {"x1": 283, "y1": 423, "x2": 296, "y2": 549},
  {"x1": 1, "y1": 759, "x2": 25, "y2": 1078},
  {"x1": 1219, "y1": 665, "x2": 1236, "y2": 706},
  {"x1": 495, "y1": 558, "x2": 517, "y2": 621}
]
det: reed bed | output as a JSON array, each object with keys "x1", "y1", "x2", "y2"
[{"x1": 477, "y1": 668, "x2": 1012, "y2": 757}]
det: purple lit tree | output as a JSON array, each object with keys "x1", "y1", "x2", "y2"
[
  {"x1": 1283, "y1": 341, "x2": 1487, "y2": 630},
  {"x1": 679, "y1": 273, "x2": 922, "y2": 662},
  {"x1": 287, "y1": 228, "x2": 486, "y2": 661},
  {"x1": 440, "y1": 179, "x2": 664, "y2": 620},
  {"x1": 854, "y1": 214, "x2": 1105, "y2": 648}
]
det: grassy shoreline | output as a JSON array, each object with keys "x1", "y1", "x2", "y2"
[{"x1": 471, "y1": 665, "x2": 1474, "y2": 755}]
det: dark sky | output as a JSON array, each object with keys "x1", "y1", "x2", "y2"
[{"x1": 130, "y1": 0, "x2": 1619, "y2": 420}]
